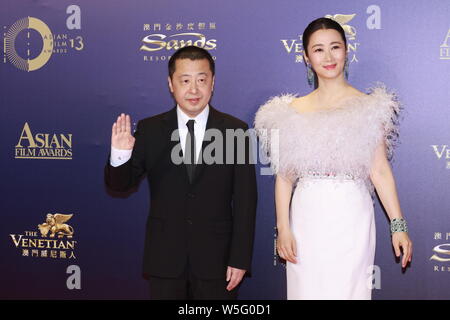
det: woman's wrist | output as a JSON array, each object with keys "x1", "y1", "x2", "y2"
[
  {"x1": 276, "y1": 224, "x2": 290, "y2": 233},
  {"x1": 390, "y1": 218, "x2": 408, "y2": 235}
]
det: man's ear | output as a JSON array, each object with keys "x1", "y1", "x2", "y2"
[
  {"x1": 211, "y1": 75, "x2": 215, "y2": 92},
  {"x1": 168, "y1": 76, "x2": 174, "y2": 93}
]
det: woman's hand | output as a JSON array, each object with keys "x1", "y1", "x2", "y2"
[
  {"x1": 392, "y1": 232, "x2": 412, "y2": 268},
  {"x1": 277, "y1": 228, "x2": 297, "y2": 264}
]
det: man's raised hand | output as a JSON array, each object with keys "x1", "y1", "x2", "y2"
[{"x1": 111, "y1": 114, "x2": 135, "y2": 150}]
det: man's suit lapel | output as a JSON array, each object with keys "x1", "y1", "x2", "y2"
[
  {"x1": 162, "y1": 106, "x2": 191, "y2": 185},
  {"x1": 162, "y1": 106, "x2": 179, "y2": 149}
]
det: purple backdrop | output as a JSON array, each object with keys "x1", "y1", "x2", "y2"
[{"x1": 1, "y1": 0, "x2": 449, "y2": 299}]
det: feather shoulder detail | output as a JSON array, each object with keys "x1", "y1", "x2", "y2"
[
  {"x1": 254, "y1": 93, "x2": 298, "y2": 181},
  {"x1": 365, "y1": 82, "x2": 403, "y2": 160},
  {"x1": 252, "y1": 84, "x2": 403, "y2": 186},
  {"x1": 254, "y1": 93, "x2": 297, "y2": 131}
]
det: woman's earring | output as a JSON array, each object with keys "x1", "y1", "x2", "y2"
[{"x1": 306, "y1": 63, "x2": 314, "y2": 87}]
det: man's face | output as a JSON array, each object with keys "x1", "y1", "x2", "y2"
[{"x1": 168, "y1": 58, "x2": 215, "y2": 118}]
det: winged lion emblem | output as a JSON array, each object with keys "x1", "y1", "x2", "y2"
[
  {"x1": 325, "y1": 14, "x2": 357, "y2": 40},
  {"x1": 38, "y1": 213, "x2": 74, "y2": 239}
]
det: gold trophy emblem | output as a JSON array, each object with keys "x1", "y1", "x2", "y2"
[{"x1": 38, "y1": 213, "x2": 74, "y2": 239}]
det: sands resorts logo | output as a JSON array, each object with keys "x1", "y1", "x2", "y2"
[
  {"x1": 140, "y1": 22, "x2": 217, "y2": 62},
  {"x1": 430, "y1": 232, "x2": 450, "y2": 272}
]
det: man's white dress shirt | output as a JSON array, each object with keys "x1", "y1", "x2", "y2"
[{"x1": 110, "y1": 105, "x2": 209, "y2": 167}]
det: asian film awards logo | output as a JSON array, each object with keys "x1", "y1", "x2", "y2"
[
  {"x1": 15, "y1": 122, "x2": 73, "y2": 160},
  {"x1": 3, "y1": 5, "x2": 84, "y2": 71},
  {"x1": 140, "y1": 21, "x2": 217, "y2": 62}
]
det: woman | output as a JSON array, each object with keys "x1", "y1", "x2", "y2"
[{"x1": 254, "y1": 17, "x2": 412, "y2": 300}]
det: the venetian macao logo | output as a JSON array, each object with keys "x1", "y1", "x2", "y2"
[
  {"x1": 15, "y1": 122, "x2": 73, "y2": 160},
  {"x1": 281, "y1": 5, "x2": 383, "y2": 65},
  {"x1": 10, "y1": 213, "x2": 77, "y2": 259},
  {"x1": 38, "y1": 213, "x2": 75, "y2": 239},
  {"x1": 281, "y1": 13, "x2": 360, "y2": 64},
  {"x1": 430, "y1": 145, "x2": 450, "y2": 169},
  {"x1": 3, "y1": 6, "x2": 83, "y2": 71},
  {"x1": 325, "y1": 14, "x2": 357, "y2": 40},
  {"x1": 140, "y1": 22, "x2": 217, "y2": 62}
]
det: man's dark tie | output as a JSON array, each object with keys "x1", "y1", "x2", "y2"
[{"x1": 185, "y1": 119, "x2": 196, "y2": 183}]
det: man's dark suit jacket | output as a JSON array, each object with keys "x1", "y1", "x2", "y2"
[{"x1": 104, "y1": 106, "x2": 257, "y2": 279}]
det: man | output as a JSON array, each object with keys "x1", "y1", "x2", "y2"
[{"x1": 104, "y1": 46, "x2": 257, "y2": 299}]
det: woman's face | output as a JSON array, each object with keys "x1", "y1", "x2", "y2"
[{"x1": 304, "y1": 28, "x2": 347, "y2": 83}]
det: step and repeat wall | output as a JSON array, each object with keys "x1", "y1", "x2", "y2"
[{"x1": 1, "y1": 0, "x2": 449, "y2": 299}]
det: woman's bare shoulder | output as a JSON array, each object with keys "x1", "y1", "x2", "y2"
[
  {"x1": 348, "y1": 87, "x2": 368, "y2": 98},
  {"x1": 289, "y1": 93, "x2": 314, "y2": 111}
]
